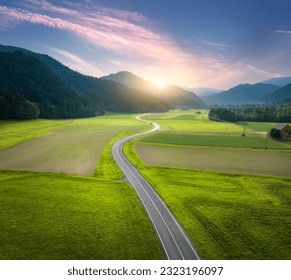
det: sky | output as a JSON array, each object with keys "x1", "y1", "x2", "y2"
[{"x1": 0, "y1": 0, "x2": 291, "y2": 89}]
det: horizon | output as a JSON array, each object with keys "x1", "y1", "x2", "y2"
[{"x1": 1, "y1": 0, "x2": 291, "y2": 89}]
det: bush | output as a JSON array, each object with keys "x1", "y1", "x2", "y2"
[{"x1": 269, "y1": 128, "x2": 282, "y2": 139}]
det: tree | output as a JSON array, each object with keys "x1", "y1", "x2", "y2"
[
  {"x1": 269, "y1": 128, "x2": 282, "y2": 139},
  {"x1": 14, "y1": 100, "x2": 40, "y2": 119},
  {"x1": 208, "y1": 108, "x2": 237, "y2": 122},
  {"x1": 0, "y1": 96, "x2": 9, "y2": 119}
]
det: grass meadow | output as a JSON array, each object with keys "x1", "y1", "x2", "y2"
[
  {"x1": 0, "y1": 113, "x2": 164, "y2": 260},
  {"x1": 0, "y1": 113, "x2": 148, "y2": 175},
  {"x1": 0, "y1": 171, "x2": 163, "y2": 259},
  {"x1": 0, "y1": 119, "x2": 69, "y2": 151},
  {"x1": 1, "y1": 109, "x2": 291, "y2": 260},
  {"x1": 140, "y1": 132, "x2": 289, "y2": 149},
  {"x1": 125, "y1": 109, "x2": 291, "y2": 259}
]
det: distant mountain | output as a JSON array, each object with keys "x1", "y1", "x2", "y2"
[
  {"x1": 191, "y1": 87, "x2": 222, "y2": 98},
  {"x1": 101, "y1": 71, "x2": 205, "y2": 108},
  {"x1": 262, "y1": 83, "x2": 291, "y2": 104},
  {"x1": 101, "y1": 71, "x2": 158, "y2": 94},
  {"x1": 160, "y1": 85, "x2": 205, "y2": 107},
  {"x1": 204, "y1": 83, "x2": 280, "y2": 105},
  {"x1": 0, "y1": 44, "x2": 168, "y2": 119},
  {"x1": 261, "y1": 76, "x2": 291, "y2": 87}
]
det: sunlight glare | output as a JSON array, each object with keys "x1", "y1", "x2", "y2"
[{"x1": 152, "y1": 78, "x2": 168, "y2": 89}]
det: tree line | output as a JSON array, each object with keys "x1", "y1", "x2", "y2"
[{"x1": 208, "y1": 105, "x2": 291, "y2": 123}]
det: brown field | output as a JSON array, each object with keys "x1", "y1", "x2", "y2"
[
  {"x1": 0, "y1": 114, "x2": 148, "y2": 175},
  {"x1": 0, "y1": 126, "x2": 115, "y2": 175},
  {"x1": 136, "y1": 144, "x2": 291, "y2": 177}
]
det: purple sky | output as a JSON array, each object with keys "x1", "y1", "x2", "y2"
[{"x1": 1, "y1": 0, "x2": 291, "y2": 89}]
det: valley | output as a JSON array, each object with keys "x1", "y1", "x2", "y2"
[
  {"x1": 0, "y1": 110, "x2": 290, "y2": 260},
  {"x1": 0, "y1": 40, "x2": 290, "y2": 261},
  {"x1": 0, "y1": 2, "x2": 291, "y2": 279}
]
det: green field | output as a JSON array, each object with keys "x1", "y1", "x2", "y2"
[
  {"x1": 125, "y1": 141, "x2": 291, "y2": 259},
  {"x1": 140, "y1": 132, "x2": 289, "y2": 149},
  {"x1": 125, "y1": 110, "x2": 291, "y2": 259},
  {"x1": 0, "y1": 171, "x2": 163, "y2": 259},
  {"x1": 0, "y1": 114, "x2": 148, "y2": 175},
  {"x1": 0, "y1": 114, "x2": 165, "y2": 260},
  {"x1": 1, "y1": 109, "x2": 291, "y2": 260},
  {"x1": 0, "y1": 119, "x2": 69, "y2": 151},
  {"x1": 136, "y1": 144, "x2": 291, "y2": 177}
]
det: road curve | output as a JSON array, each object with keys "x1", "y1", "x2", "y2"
[{"x1": 112, "y1": 114, "x2": 200, "y2": 260}]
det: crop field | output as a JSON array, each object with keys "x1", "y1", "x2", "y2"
[
  {"x1": 0, "y1": 114, "x2": 148, "y2": 175},
  {"x1": 0, "y1": 171, "x2": 163, "y2": 260},
  {"x1": 0, "y1": 119, "x2": 69, "y2": 151},
  {"x1": 125, "y1": 109, "x2": 291, "y2": 259},
  {"x1": 140, "y1": 132, "x2": 289, "y2": 149},
  {"x1": 135, "y1": 144, "x2": 291, "y2": 177}
]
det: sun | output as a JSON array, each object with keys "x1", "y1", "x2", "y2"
[{"x1": 152, "y1": 79, "x2": 168, "y2": 89}]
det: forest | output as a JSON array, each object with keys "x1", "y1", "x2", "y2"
[
  {"x1": 208, "y1": 105, "x2": 291, "y2": 123},
  {"x1": 0, "y1": 50, "x2": 168, "y2": 120}
]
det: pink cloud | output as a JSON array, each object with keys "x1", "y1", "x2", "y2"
[
  {"x1": 0, "y1": 4, "x2": 180, "y2": 61},
  {"x1": 0, "y1": 1, "x2": 282, "y2": 88}
]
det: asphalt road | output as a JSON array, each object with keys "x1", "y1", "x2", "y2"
[{"x1": 112, "y1": 115, "x2": 200, "y2": 260}]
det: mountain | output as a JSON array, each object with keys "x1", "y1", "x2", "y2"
[
  {"x1": 0, "y1": 44, "x2": 168, "y2": 119},
  {"x1": 191, "y1": 87, "x2": 222, "y2": 98},
  {"x1": 261, "y1": 76, "x2": 291, "y2": 87},
  {"x1": 101, "y1": 71, "x2": 158, "y2": 94},
  {"x1": 101, "y1": 71, "x2": 205, "y2": 108},
  {"x1": 159, "y1": 85, "x2": 205, "y2": 107},
  {"x1": 30, "y1": 57, "x2": 168, "y2": 113},
  {"x1": 0, "y1": 51, "x2": 99, "y2": 119},
  {"x1": 261, "y1": 83, "x2": 291, "y2": 103},
  {"x1": 204, "y1": 83, "x2": 280, "y2": 105}
]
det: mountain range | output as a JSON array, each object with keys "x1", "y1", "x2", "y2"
[
  {"x1": 261, "y1": 76, "x2": 291, "y2": 87},
  {"x1": 101, "y1": 71, "x2": 205, "y2": 108},
  {"x1": 102, "y1": 71, "x2": 291, "y2": 106},
  {"x1": 262, "y1": 83, "x2": 291, "y2": 103},
  {"x1": 189, "y1": 87, "x2": 222, "y2": 98},
  {"x1": 0, "y1": 43, "x2": 290, "y2": 120},
  {"x1": 203, "y1": 83, "x2": 280, "y2": 105},
  {"x1": 0, "y1": 44, "x2": 168, "y2": 119},
  {"x1": 203, "y1": 80, "x2": 291, "y2": 106}
]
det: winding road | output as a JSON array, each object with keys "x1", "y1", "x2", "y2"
[{"x1": 112, "y1": 115, "x2": 200, "y2": 260}]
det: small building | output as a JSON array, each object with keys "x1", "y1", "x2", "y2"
[{"x1": 273, "y1": 123, "x2": 291, "y2": 135}]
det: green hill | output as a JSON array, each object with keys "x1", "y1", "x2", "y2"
[
  {"x1": 0, "y1": 51, "x2": 99, "y2": 119},
  {"x1": 0, "y1": 45, "x2": 168, "y2": 119}
]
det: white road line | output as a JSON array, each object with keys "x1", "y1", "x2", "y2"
[
  {"x1": 114, "y1": 143, "x2": 185, "y2": 259},
  {"x1": 134, "y1": 115, "x2": 200, "y2": 259},
  {"x1": 112, "y1": 114, "x2": 200, "y2": 260},
  {"x1": 113, "y1": 147, "x2": 170, "y2": 259}
]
